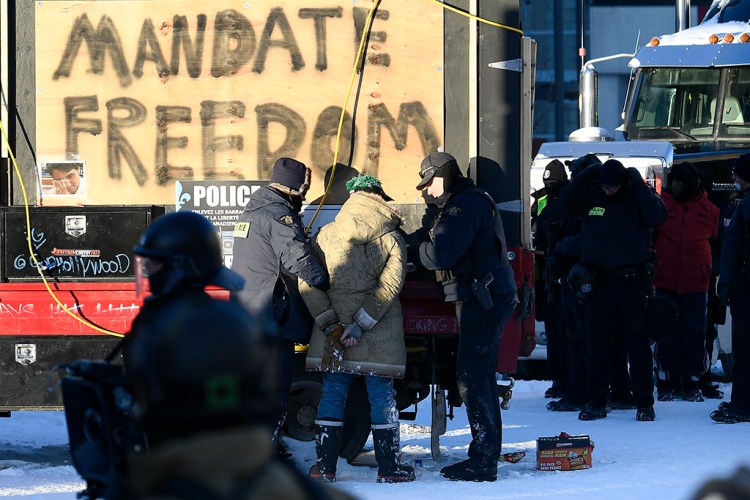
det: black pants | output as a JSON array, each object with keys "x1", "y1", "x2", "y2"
[
  {"x1": 730, "y1": 286, "x2": 750, "y2": 413},
  {"x1": 654, "y1": 288, "x2": 709, "y2": 383},
  {"x1": 544, "y1": 285, "x2": 569, "y2": 392},
  {"x1": 455, "y1": 293, "x2": 516, "y2": 461},
  {"x1": 584, "y1": 275, "x2": 654, "y2": 409},
  {"x1": 273, "y1": 337, "x2": 296, "y2": 440},
  {"x1": 561, "y1": 282, "x2": 587, "y2": 403}
]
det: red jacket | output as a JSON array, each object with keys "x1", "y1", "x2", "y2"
[{"x1": 653, "y1": 191, "x2": 719, "y2": 294}]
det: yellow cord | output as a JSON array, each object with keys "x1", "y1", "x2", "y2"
[
  {"x1": 305, "y1": 0, "x2": 381, "y2": 235},
  {"x1": 0, "y1": 118, "x2": 125, "y2": 337},
  {"x1": 430, "y1": 0, "x2": 524, "y2": 35}
]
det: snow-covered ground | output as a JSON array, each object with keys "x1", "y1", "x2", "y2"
[{"x1": 1, "y1": 375, "x2": 748, "y2": 499}]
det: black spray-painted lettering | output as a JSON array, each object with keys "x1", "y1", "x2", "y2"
[
  {"x1": 253, "y1": 8, "x2": 305, "y2": 74},
  {"x1": 62, "y1": 99, "x2": 438, "y2": 186},
  {"x1": 365, "y1": 102, "x2": 440, "y2": 175},
  {"x1": 310, "y1": 106, "x2": 356, "y2": 175},
  {"x1": 155, "y1": 105, "x2": 193, "y2": 185},
  {"x1": 54, "y1": 13, "x2": 132, "y2": 87},
  {"x1": 353, "y1": 7, "x2": 390, "y2": 67},
  {"x1": 132, "y1": 19, "x2": 169, "y2": 79},
  {"x1": 107, "y1": 97, "x2": 148, "y2": 184},
  {"x1": 53, "y1": 8, "x2": 395, "y2": 83},
  {"x1": 298, "y1": 7, "x2": 343, "y2": 71},
  {"x1": 200, "y1": 100, "x2": 246, "y2": 179},
  {"x1": 65, "y1": 96, "x2": 103, "y2": 155},
  {"x1": 255, "y1": 103, "x2": 306, "y2": 179},
  {"x1": 211, "y1": 9, "x2": 256, "y2": 78},
  {"x1": 172, "y1": 14, "x2": 207, "y2": 78}
]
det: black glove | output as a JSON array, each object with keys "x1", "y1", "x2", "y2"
[
  {"x1": 577, "y1": 163, "x2": 600, "y2": 185},
  {"x1": 718, "y1": 282, "x2": 733, "y2": 307},
  {"x1": 627, "y1": 167, "x2": 643, "y2": 186},
  {"x1": 341, "y1": 322, "x2": 364, "y2": 341}
]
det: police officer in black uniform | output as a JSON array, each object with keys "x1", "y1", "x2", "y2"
[
  {"x1": 231, "y1": 157, "x2": 330, "y2": 452},
  {"x1": 713, "y1": 153, "x2": 750, "y2": 423},
  {"x1": 63, "y1": 211, "x2": 249, "y2": 499},
  {"x1": 534, "y1": 159, "x2": 571, "y2": 400},
  {"x1": 125, "y1": 211, "x2": 246, "y2": 369},
  {"x1": 414, "y1": 151, "x2": 518, "y2": 482},
  {"x1": 557, "y1": 159, "x2": 667, "y2": 422}
]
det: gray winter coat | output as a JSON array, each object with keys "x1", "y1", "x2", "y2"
[
  {"x1": 300, "y1": 192, "x2": 407, "y2": 378},
  {"x1": 231, "y1": 186, "x2": 328, "y2": 343}
]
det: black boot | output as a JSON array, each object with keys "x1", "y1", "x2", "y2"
[
  {"x1": 656, "y1": 379, "x2": 676, "y2": 402},
  {"x1": 372, "y1": 424, "x2": 416, "y2": 483},
  {"x1": 309, "y1": 420, "x2": 343, "y2": 483}
]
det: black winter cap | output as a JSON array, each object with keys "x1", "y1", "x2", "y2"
[
  {"x1": 543, "y1": 159, "x2": 568, "y2": 184},
  {"x1": 270, "y1": 157, "x2": 311, "y2": 195},
  {"x1": 599, "y1": 159, "x2": 627, "y2": 186},
  {"x1": 566, "y1": 153, "x2": 601, "y2": 176},
  {"x1": 417, "y1": 151, "x2": 459, "y2": 189},
  {"x1": 733, "y1": 153, "x2": 750, "y2": 183}
]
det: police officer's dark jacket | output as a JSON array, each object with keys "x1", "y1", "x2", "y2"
[
  {"x1": 231, "y1": 185, "x2": 328, "y2": 343},
  {"x1": 720, "y1": 187, "x2": 750, "y2": 289},
  {"x1": 418, "y1": 178, "x2": 516, "y2": 302},
  {"x1": 558, "y1": 173, "x2": 667, "y2": 270}
]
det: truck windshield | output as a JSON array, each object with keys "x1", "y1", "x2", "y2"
[
  {"x1": 703, "y1": 2, "x2": 750, "y2": 23},
  {"x1": 625, "y1": 67, "x2": 750, "y2": 142}
]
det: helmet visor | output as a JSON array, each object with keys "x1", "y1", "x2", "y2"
[{"x1": 135, "y1": 256, "x2": 164, "y2": 300}]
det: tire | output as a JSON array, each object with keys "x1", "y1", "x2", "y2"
[
  {"x1": 284, "y1": 372, "x2": 372, "y2": 463},
  {"x1": 284, "y1": 379, "x2": 322, "y2": 442}
]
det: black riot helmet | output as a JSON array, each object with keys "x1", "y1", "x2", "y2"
[
  {"x1": 128, "y1": 297, "x2": 279, "y2": 445},
  {"x1": 133, "y1": 211, "x2": 244, "y2": 298}
]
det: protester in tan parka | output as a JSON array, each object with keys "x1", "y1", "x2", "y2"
[{"x1": 299, "y1": 175, "x2": 414, "y2": 484}]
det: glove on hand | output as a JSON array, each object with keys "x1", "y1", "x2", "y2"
[
  {"x1": 321, "y1": 323, "x2": 345, "y2": 371},
  {"x1": 340, "y1": 322, "x2": 364, "y2": 346}
]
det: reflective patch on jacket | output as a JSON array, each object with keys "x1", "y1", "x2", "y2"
[
  {"x1": 278, "y1": 214, "x2": 295, "y2": 226},
  {"x1": 233, "y1": 222, "x2": 251, "y2": 238},
  {"x1": 589, "y1": 207, "x2": 605, "y2": 216}
]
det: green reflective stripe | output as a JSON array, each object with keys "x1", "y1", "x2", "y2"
[
  {"x1": 589, "y1": 207, "x2": 605, "y2": 216},
  {"x1": 537, "y1": 195, "x2": 548, "y2": 215}
]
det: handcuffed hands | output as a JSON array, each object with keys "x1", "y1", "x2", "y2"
[
  {"x1": 340, "y1": 322, "x2": 364, "y2": 347},
  {"x1": 321, "y1": 323, "x2": 345, "y2": 370}
]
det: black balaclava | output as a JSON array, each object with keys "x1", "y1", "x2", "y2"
[{"x1": 543, "y1": 159, "x2": 569, "y2": 197}]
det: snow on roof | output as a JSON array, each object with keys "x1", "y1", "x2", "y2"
[{"x1": 656, "y1": 21, "x2": 750, "y2": 46}]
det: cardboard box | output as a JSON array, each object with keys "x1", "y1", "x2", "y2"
[{"x1": 537, "y1": 432, "x2": 594, "y2": 471}]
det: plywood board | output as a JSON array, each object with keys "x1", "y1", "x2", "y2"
[{"x1": 35, "y1": 0, "x2": 444, "y2": 205}]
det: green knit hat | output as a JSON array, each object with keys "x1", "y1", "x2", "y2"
[{"x1": 346, "y1": 175, "x2": 393, "y2": 201}]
